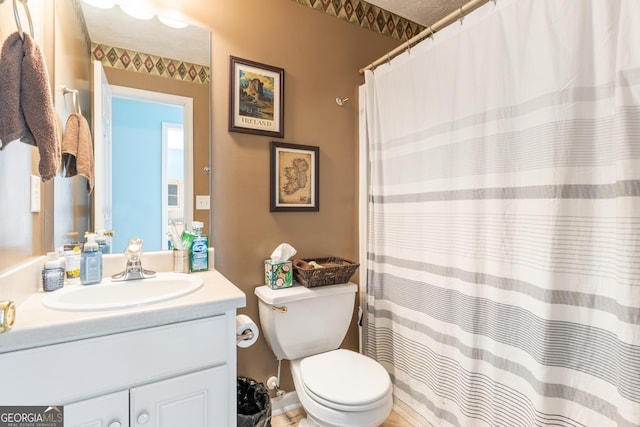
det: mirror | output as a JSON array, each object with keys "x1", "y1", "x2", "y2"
[{"x1": 75, "y1": 0, "x2": 211, "y2": 253}]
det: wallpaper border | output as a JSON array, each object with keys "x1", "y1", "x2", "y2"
[
  {"x1": 92, "y1": 43, "x2": 211, "y2": 85},
  {"x1": 291, "y1": 0, "x2": 425, "y2": 41}
]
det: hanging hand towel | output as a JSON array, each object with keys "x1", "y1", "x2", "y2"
[
  {"x1": 62, "y1": 113, "x2": 94, "y2": 194},
  {"x1": 0, "y1": 32, "x2": 60, "y2": 182}
]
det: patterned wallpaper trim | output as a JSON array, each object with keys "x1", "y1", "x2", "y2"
[
  {"x1": 92, "y1": 43, "x2": 211, "y2": 85},
  {"x1": 291, "y1": 0, "x2": 425, "y2": 41}
]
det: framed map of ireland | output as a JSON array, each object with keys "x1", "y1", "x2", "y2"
[{"x1": 270, "y1": 142, "x2": 319, "y2": 212}]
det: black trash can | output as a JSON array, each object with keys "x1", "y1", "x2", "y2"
[{"x1": 237, "y1": 376, "x2": 271, "y2": 427}]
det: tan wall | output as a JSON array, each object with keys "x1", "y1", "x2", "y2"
[{"x1": 198, "y1": 0, "x2": 397, "y2": 392}]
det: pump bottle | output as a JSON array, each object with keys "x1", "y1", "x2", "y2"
[{"x1": 81, "y1": 234, "x2": 103, "y2": 285}]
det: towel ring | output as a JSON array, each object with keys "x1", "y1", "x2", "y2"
[
  {"x1": 13, "y1": 0, "x2": 34, "y2": 41},
  {"x1": 62, "y1": 86, "x2": 81, "y2": 115}
]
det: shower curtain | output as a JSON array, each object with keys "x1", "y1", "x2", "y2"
[{"x1": 362, "y1": 1, "x2": 640, "y2": 426}]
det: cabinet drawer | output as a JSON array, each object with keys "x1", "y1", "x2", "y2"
[{"x1": 0, "y1": 316, "x2": 228, "y2": 404}]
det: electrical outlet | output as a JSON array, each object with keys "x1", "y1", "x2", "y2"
[
  {"x1": 196, "y1": 195, "x2": 210, "y2": 210},
  {"x1": 30, "y1": 175, "x2": 41, "y2": 213}
]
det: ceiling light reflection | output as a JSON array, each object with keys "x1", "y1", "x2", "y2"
[
  {"x1": 158, "y1": 15, "x2": 189, "y2": 29},
  {"x1": 82, "y1": 0, "x2": 115, "y2": 8},
  {"x1": 119, "y1": 4, "x2": 154, "y2": 20}
]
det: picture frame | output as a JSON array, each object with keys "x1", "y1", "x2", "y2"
[
  {"x1": 270, "y1": 141, "x2": 319, "y2": 212},
  {"x1": 229, "y1": 56, "x2": 285, "y2": 138}
]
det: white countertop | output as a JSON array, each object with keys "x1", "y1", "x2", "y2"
[{"x1": 0, "y1": 253, "x2": 246, "y2": 354}]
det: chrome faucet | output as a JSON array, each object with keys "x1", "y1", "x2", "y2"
[{"x1": 112, "y1": 237, "x2": 156, "y2": 281}]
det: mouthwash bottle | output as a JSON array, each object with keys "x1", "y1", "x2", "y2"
[
  {"x1": 81, "y1": 234, "x2": 103, "y2": 285},
  {"x1": 190, "y1": 221, "x2": 208, "y2": 272}
]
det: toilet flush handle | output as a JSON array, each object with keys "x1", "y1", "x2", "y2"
[{"x1": 272, "y1": 305, "x2": 287, "y2": 313}]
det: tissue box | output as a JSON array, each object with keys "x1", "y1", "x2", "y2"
[{"x1": 264, "y1": 260, "x2": 293, "y2": 289}]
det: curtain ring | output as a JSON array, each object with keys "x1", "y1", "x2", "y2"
[
  {"x1": 386, "y1": 54, "x2": 391, "y2": 66},
  {"x1": 406, "y1": 41, "x2": 411, "y2": 55},
  {"x1": 13, "y1": 0, "x2": 34, "y2": 41},
  {"x1": 428, "y1": 26, "x2": 434, "y2": 40},
  {"x1": 459, "y1": 6, "x2": 464, "y2": 26}
]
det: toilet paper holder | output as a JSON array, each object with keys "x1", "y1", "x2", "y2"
[{"x1": 237, "y1": 328, "x2": 255, "y2": 344}]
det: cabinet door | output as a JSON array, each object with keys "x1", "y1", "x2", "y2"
[
  {"x1": 65, "y1": 390, "x2": 129, "y2": 427},
  {"x1": 130, "y1": 366, "x2": 227, "y2": 427}
]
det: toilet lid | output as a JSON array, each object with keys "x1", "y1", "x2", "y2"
[{"x1": 300, "y1": 349, "x2": 391, "y2": 410}]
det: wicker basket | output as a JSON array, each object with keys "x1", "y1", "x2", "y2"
[{"x1": 293, "y1": 257, "x2": 360, "y2": 288}]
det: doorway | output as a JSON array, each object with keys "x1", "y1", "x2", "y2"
[{"x1": 109, "y1": 86, "x2": 194, "y2": 252}]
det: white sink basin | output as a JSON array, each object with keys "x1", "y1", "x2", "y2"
[{"x1": 42, "y1": 272, "x2": 204, "y2": 311}]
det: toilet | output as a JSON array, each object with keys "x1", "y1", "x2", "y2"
[{"x1": 255, "y1": 283, "x2": 393, "y2": 427}]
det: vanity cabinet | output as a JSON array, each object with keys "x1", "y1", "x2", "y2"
[
  {"x1": 65, "y1": 391, "x2": 129, "y2": 427},
  {"x1": 66, "y1": 366, "x2": 226, "y2": 427},
  {"x1": 0, "y1": 314, "x2": 237, "y2": 426}
]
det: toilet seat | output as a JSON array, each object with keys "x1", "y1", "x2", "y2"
[{"x1": 300, "y1": 349, "x2": 391, "y2": 412}]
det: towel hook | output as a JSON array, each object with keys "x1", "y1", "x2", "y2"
[
  {"x1": 13, "y1": 0, "x2": 34, "y2": 41},
  {"x1": 62, "y1": 85, "x2": 81, "y2": 115}
]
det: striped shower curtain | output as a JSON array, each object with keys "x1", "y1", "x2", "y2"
[{"x1": 362, "y1": 1, "x2": 640, "y2": 426}]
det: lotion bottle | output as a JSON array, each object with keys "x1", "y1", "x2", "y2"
[{"x1": 81, "y1": 234, "x2": 102, "y2": 285}]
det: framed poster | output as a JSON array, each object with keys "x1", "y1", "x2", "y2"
[
  {"x1": 270, "y1": 141, "x2": 319, "y2": 212},
  {"x1": 229, "y1": 56, "x2": 284, "y2": 138}
]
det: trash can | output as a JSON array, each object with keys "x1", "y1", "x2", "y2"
[{"x1": 237, "y1": 376, "x2": 271, "y2": 427}]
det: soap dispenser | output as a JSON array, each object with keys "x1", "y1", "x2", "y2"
[
  {"x1": 95, "y1": 230, "x2": 110, "y2": 254},
  {"x1": 81, "y1": 234, "x2": 102, "y2": 285},
  {"x1": 42, "y1": 251, "x2": 64, "y2": 292}
]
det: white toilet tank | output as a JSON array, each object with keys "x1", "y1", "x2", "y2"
[{"x1": 255, "y1": 283, "x2": 357, "y2": 360}]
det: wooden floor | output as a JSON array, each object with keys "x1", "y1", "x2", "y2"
[{"x1": 271, "y1": 407, "x2": 412, "y2": 426}]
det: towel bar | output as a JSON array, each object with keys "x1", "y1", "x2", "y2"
[
  {"x1": 12, "y1": 0, "x2": 34, "y2": 41},
  {"x1": 62, "y1": 85, "x2": 81, "y2": 115}
]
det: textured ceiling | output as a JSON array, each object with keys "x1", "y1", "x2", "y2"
[{"x1": 366, "y1": 0, "x2": 469, "y2": 27}]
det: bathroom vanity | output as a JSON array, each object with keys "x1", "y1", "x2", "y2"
[{"x1": 0, "y1": 252, "x2": 245, "y2": 427}]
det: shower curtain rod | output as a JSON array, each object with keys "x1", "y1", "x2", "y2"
[{"x1": 359, "y1": 0, "x2": 491, "y2": 74}]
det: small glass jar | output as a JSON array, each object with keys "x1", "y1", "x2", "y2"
[{"x1": 42, "y1": 252, "x2": 65, "y2": 292}]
